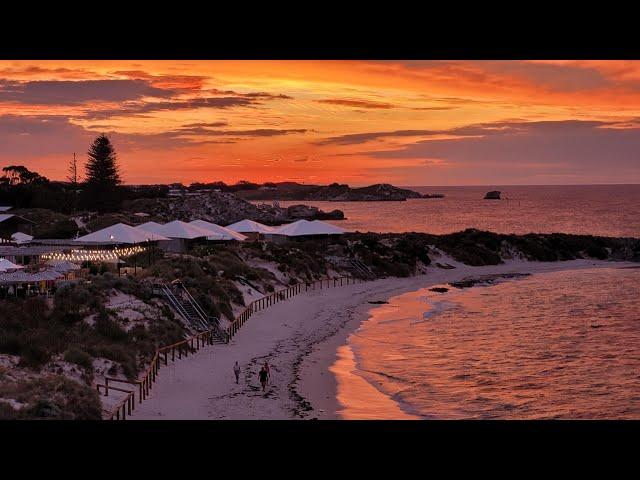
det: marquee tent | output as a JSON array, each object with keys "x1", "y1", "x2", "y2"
[
  {"x1": 189, "y1": 220, "x2": 247, "y2": 241},
  {"x1": 75, "y1": 223, "x2": 169, "y2": 244}
]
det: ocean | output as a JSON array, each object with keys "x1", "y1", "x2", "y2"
[
  {"x1": 271, "y1": 185, "x2": 640, "y2": 418},
  {"x1": 272, "y1": 184, "x2": 640, "y2": 237},
  {"x1": 334, "y1": 266, "x2": 640, "y2": 419}
]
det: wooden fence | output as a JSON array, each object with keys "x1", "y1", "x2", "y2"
[
  {"x1": 100, "y1": 275, "x2": 366, "y2": 420},
  {"x1": 226, "y1": 276, "x2": 363, "y2": 339}
]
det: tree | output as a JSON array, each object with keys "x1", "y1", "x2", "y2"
[
  {"x1": 85, "y1": 134, "x2": 121, "y2": 188},
  {"x1": 1, "y1": 166, "x2": 48, "y2": 186},
  {"x1": 67, "y1": 152, "x2": 80, "y2": 186},
  {"x1": 83, "y1": 135, "x2": 123, "y2": 212}
]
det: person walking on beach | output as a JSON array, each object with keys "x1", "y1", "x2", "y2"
[
  {"x1": 263, "y1": 361, "x2": 271, "y2": 384},
  {"x1": 233, "y1": 361, "x2": 241, "y2": 384},
  {"x1": 259, "y1": 366, "x2": 268, "y2": 392}
]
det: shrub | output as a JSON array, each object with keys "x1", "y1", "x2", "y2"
[{"x1": 64, "y1": 347, "x2": 93, "y2": 370}]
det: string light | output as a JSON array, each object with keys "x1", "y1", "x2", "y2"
[{"x1": 41, "y1": 245, "x2": 146, "y2": 263}]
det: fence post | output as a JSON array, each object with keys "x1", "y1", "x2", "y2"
[{"x1": 139, "y1": 383, "x2": 143, "y2": 403}]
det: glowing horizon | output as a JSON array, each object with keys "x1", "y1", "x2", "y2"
[{"x1": 1, "y1": 60, "x2": 640, "y2": 186}]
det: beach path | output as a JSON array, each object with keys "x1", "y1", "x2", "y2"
[{"x1": 131, "y1": 276, "x2": 429, "y2": 419}]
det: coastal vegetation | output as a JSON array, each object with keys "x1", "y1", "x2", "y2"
[{"x1": 1, "y1": 228, "x2": 639, "y2": 418}]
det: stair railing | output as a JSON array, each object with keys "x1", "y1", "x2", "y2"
[
  {"x1": 161, "y1": 283, "x2": 204, "y2": 330},
  {"x1": 177, "y1": 283, "x2": 229, "y2": 342}
]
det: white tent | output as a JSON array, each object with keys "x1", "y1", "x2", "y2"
[
  {"x1": 189, "y1": 220, "x2": 247, "y2": 241},
  {"x1": 226, "y1": 219, "x2": 277, "y2": 235},
  {"x1": 134, "y1": 222, "x2": 170, "y2": 240},
  {"x1": 11, "y1": 232, "x2": 33, "y2": 244},
  {"x1": 75, "y1": 223, "x2": 169, "y2": 244},
  {"x1": 0, "y1": 258, "x2": 24, "y2": 272},
  {"x1": 273, "y1": 219, "x2": 345, "y2": 237},
  {"x1": 151, "y1": 220, "x2": 218, "y2": 240}
]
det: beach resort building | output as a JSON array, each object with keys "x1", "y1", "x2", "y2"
[{"x1": 0, "y1": 214, "x2": 36, "y2": 241}]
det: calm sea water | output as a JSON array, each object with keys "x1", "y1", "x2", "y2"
[
  {"x1": 271, "y1": 185, "x2": 640, "y2": 237},
  {"x1": 336, "y1": 267, "x2": 640, "y2": 419}
]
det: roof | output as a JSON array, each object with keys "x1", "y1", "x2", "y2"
[
  {"x1": 189, "y1": 220, "x2": 247, "y2": 241},
  {"x1": 0, "y1": 245, "x2": 65, "y2": 256},
  {"x1": 0, "y1": 214, "x2": 35, "y2": 224},
  {"x1": 0, "y1": 258, "x2": 24, "y2": 272},
  {"x1": 75, "y1": 223, "x2": 169, "y2": 244},
  {"x1": 0, "y1": 269, "x2": 63, "y2": 284},
  {"x1": 135, "y1": 221, "x2": 164, "y2": 233},
  {"x1": 11, "y1": 232, "x2": 33, "y2": 244},
  {"x1": 148, "y1": 220, "x2": 216, "y2": 240},
  {"x1": 49, "y1": 260, "x2": 81, "y2": 272},
  {"x1": 272, "y1": 219, "x2": 345, "y2": 237},
  {"x1": 226, "y1": 219, "x2": 277, "y2": 234}
]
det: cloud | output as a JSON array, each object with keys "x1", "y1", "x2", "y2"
[
  {"x1": 0, "y1": 114, "x2": 95, "y2": 157},
  {"x1": 182, "y1": 121, "x2": 229, "y2": 128},
  {"x1": 316, "y1": 129, "x2": 443, "y2": 145},
  {"x1": 0, "y1": 114, "x2": 309, "y2": 160},
  {"x1": 364, "y1": 119, "x2": 640, "y2": 179},
  {"x1": 111, "y1": 70, "x2": 207, "y2": 91},
  {"x1": 478, "y1": 61, "x2": 612, "y2": 93},
  {"x1": 411, "y1": 106, "x2": 457, "y2": 111},
  {"x1": 316, "y1": 98, "x2": 394, "y2": 109},
  {"x1": 0, "y1": 79, "x2": 174, "y2": 105},
  {"x1": 85, "y1": 91, "x2": 292, "y2": 120},
  {"x1": 316, "y1": 119, "x2": 625, "y2": 146},
  {"x1": 85, "y1": 96, "x2": 259, "y2": 119},
  {"x1": 110, "y1": 127, "x2": 308, "y2": 150}
]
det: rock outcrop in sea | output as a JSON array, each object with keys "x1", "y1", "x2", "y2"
[{"x1": 484, "y1": 191, "x2": 502, "y2": 200}]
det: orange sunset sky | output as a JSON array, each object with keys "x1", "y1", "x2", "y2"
[{"x1": 1, "y1": 60, "x2": 640, "y2": 186}]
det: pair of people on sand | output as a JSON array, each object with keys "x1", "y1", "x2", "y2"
[{"x1": 234, "y1": 361, "x2": 270, "y2": 392}]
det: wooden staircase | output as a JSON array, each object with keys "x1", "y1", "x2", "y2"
[
  {"x1": 345, "y1": 258, "x2": 376, "y2": 279},
  {"x1": 154, "y1": 281, "x2": 228, "y2": 343}
]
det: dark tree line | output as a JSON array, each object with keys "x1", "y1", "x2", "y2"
[{"x1": 0, "y1": 134, "x2": 156, "y2": 213}]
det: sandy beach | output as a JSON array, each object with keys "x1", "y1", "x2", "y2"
[{"x1": 130, "y1": 258, "x2": 628, "y2": 420}]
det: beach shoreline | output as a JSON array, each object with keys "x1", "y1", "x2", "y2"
[
  {"x1": 296, "y1": 258, "x2": 638, "y2": 420},
  {"x1": 129, "y1": 258, "x2": 635, "y2": 420}
]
